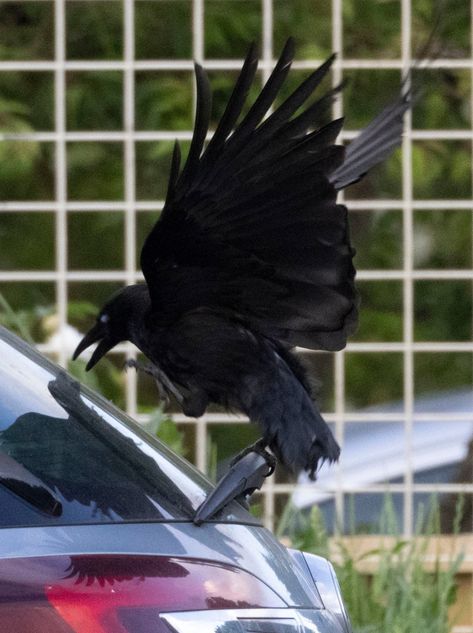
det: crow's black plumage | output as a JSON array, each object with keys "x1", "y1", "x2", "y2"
[{"x1": 74, "y1": 39, "x2": 410, "y2": 478}]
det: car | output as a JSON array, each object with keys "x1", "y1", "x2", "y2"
[{"x1": 0, "y1": 325, "x2": 352, "y2": 633}]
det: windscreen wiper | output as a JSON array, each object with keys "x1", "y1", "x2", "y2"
[
  {"x1": 0, "y1": 452, "x2": 62, "y2": 517},
  {"x1": 193, "y1": 448, "x2": 275, "y2": 525}
]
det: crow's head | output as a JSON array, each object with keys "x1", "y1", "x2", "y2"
[{"x1": 73, "y1": 284, "x2": 148, "y2": 370}]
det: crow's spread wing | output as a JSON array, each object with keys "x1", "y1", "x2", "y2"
[{"x1": 140, "y1": 38, "x2": 409, "y2": 351}]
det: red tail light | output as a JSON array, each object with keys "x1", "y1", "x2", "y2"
[{"x1": 0, "y1": 554, "x2": 285, "y2": 633}]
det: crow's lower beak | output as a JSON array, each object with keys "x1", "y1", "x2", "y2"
[{"x1": 73, "y1": 323, "x2": 116, "y2": 371}]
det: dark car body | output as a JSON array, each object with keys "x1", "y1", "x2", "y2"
[{"x1": 0, "y1": 326, "x2": 351, "y2": 633}]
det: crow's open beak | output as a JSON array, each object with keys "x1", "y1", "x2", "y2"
[{"x1": 73, "y1": 323, "x2": 116, "y2": 371}]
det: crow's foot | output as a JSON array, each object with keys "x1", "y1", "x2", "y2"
[
  {"x1": 123, "y1": 359, "x2": 183, "y2": 406},
  {"x1": 230, "y1": 438, "x2": 276, "y2": 475}
]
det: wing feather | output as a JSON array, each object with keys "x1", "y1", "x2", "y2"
[
  {"x1": 164, "y1": 140, "x2": 182, "y2": 207},
  {"x1": 140, "y1": 40, "x2": 408, "y2": 351},
  {"x1": 177, "y1": 63, "x2": 212, "y2": 189},
  {"x1": 201, "y1": 43, "x2": 259, "y2": 167},
  {"x1": 331, "y1": 91, "x2": 410, "y2": 189}
]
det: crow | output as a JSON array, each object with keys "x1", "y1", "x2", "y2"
[{"x1": 74, "y1": 39, "x2": 410, "y2": 479}]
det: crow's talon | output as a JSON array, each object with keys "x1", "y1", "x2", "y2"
[{"x1": 230, "y1": 438, "x2": 276, "y2": 475}]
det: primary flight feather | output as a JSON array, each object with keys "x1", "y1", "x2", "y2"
[{"x1": 74, "y1": 39, "x2": 410, "y2": 478}]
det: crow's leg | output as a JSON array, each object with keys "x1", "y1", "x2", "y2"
[
  {"x1": 230, "y1": 438, "x2": 276, "y2": 474},
  {"x1": 123, "y1": 359, "x2": 183, "y2": 406}
]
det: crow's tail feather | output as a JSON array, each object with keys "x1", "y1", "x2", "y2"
[
  {"x1": 242, "y1": 350, "x2": 340, "y2": 479},
  {"x1": 330, "y1": 91, "x2": 411, "y2": 190}
]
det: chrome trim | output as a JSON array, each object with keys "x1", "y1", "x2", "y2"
[{"x1": 161, "y1": 608, "x2": 346, "y2": 633}]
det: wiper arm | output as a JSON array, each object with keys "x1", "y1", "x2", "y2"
[
  {"x1": 193, "y1": 450, "x2": 274, "y2": 526},
  {"x1": 0, "y1": 452, "x2": 62, "y2": 517}
]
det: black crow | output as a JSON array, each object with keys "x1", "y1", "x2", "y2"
[{"x1": 74, "y1": 39, "x2": 410, "y2": 479}]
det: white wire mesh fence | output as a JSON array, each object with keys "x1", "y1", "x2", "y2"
[{"x1": 0, "y1": 0, "x2": 472, "y2": 542}]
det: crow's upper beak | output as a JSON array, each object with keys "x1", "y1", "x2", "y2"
[{"x1": 73, "y1": 323, "x2": 116, "y2": 371}]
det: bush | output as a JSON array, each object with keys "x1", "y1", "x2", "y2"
[{"x1": 278, "y1": 497, "x2": 464, "y2": 633}]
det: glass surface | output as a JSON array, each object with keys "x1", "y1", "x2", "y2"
[{"x1": 0, "y1": 327, "x2": 256, "y2": 527}]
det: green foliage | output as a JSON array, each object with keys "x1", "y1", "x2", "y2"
[
  {"x1": 0, "y1": 291, "x2": 37, "y2": 343},
  {"x1": 351, "y1": 211, "x2": 403, "y2": 270},
  {"x1": 0, "y1": 73, "x2": 53, "y2": 131},
  {"x1": 135, "y1": 1, "x2": 192, "y2": 60},
  {"x1": 413, "y1": 70, "x2": 470, "y2": 130},
  {"x1": 68, "y1": 213, "x2": 124, "y2": 270},
  {"x1": 354, "y1": 281, "x2": 403, "y2": 342},
  {"x1": 0, "y1": 141, "x2": 53, "y2": 201},
  {"x1": 412, "y1": 0, "x2": 470, "y2": 58},
  {"x1": 346, "y1": 352, "x2": 403, "y2": 410},
  {"x1": 279, "y1": 498, "x2": 464, "y2": 633},
  {"x1": 414, "y1": 210, "x2": 472, "y2": 269},
  {"x1": 273, "y1": 0, "x2": 332, "y2": 59},
  {"x1": 412, "y1": 141, "x2": 471, "y2": 199},
  {"x1": 0, "y1": 3, "x2": 53, "y2": 60},
  {"x1": 67, "y1": 72, "x2": 123, "y2": 131},
  {"x1": 415, "y1": 280, "x2": 472, "y2": 342},
  {"x1": 343, "y1": 0, "x2": 401, "y2": 58},
  {"x1": 415, "y1": 352, "x2": 472, "y2": 397},
  {"x1": 67, "y1": 355, "x2": 125, "y2": 407},
  {"x1": 0, "y1": 290, "x2": 54, "y2": 343},
  {"x1": 67, "y1": 142, "x2": 124, "y2": 200},
  {"x1": 0, "y1": 212, "x2": 54, "y2": 270},
  {"x1": 66, "y1": 2, "x2": 123, "y2": 60},
  {"x1": 205, "y1": 1, "x2": 262, "y2": 58},
  {"x1": 136, "y1": 72, "x2": 193, "y2": 131},
  {"x1": 144, "y1": 408, "x2": 187, "y2": 457}
]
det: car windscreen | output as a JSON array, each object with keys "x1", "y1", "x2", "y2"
[{"x1": 0, "y1": 327, "x2": 256, "y2": 527}]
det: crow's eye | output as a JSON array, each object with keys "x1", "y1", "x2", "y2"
[{"x1": 100, "y1": 314, "x2": 110, "y2": 325}]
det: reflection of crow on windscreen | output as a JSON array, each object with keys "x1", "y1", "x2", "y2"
[
  {"x1": 74, "y1": 39, "x2": 410, "y2": 479},
  {"x1": 0, "y1": 372, "x2": 194, "y2": 519}
]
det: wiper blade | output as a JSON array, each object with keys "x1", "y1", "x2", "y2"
[
  {"x1": 193, "y1": 450, "x2": 274, "y2": 526},
  {"x1": 0, "y1": 452, "x2": 62, "y2": 517}
]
